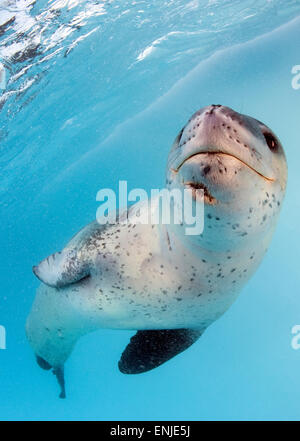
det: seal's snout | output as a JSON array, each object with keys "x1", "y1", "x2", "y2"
[
  {"x1": 168, "y1": 104, "x2": 283, "y2": 181},
  {"x1": 200, "y1": 104, "x2": 245, "y2": 128},
  {"x1": 204, "y1": 104, "x2": 222, "y2": 115}
]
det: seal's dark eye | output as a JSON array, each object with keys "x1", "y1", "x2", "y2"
[
  {"x1": 177, "y1": 127, "x2": 184, "y2": 145},
  {"x1": 263, "y1": 132, "x2": 278, "y2": 152}
]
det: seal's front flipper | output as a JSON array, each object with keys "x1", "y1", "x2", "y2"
[
  {"x1": 33, "y1": 249, "x2": 89, "y2": 288},
  {"x1": 32, "y1": 221, "x2": 108, "y2": 288},
  {"x1": 118, "y1": 328, "x2": 203, "y2": 374}
]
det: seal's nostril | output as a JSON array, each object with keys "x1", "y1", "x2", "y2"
[
  {"x1": 205, "y1": 104, "x2": 223, "y2": 115},
  {"x1": 206, "y1": 107, "x2": 215, "y2": 115}
]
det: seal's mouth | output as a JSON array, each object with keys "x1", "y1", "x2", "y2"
[
  {"x1": 184, "y1": 181, "x2": 217, "y2": 205},
  {"x1": 175, "y1": 152, "x2": 275, "y2": 182},
  {"x1": 172, "y1": 151, "x2": 275, "y2": 205}
]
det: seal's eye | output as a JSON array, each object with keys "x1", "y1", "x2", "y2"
[
  {"x1": 177, "y1": 127, "x2": 184, "y2": 145},
  {"x1": 263, "y1": 132, "x2": 278, "y2": 152}
]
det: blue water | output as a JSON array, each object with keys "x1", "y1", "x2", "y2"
[{"x1": 1, "y1": 0, "x2": 300, "y2": 421}]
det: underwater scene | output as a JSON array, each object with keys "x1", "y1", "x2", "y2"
[{"x1": 1, "y1": 0, "x2": 300, "y2": 422}]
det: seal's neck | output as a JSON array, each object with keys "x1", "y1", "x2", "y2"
[{"x1": 160, "y1": 216, "x2": 275, "y2": 268}]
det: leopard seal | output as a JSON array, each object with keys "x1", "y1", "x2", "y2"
[{"x1": 26, "y1": 105, "x2": 287, "y2": 398}]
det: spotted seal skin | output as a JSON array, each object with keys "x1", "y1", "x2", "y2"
[{"x1": 26, "y1": 105, "x2": 287, "y2": 397}]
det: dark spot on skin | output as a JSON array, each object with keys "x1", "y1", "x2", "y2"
[{"x1": 203, "y1": 165, "x2": 211, "y2": 175}]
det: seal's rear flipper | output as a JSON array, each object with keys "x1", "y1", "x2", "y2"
[
  {"x1": 36, "y1": 355, "x2": 66, "y2": 398},
  {"x1": 36, "y1": 355, "x2": 52, "y2": 370},
  {"x1": 53, "y1": 366, "x2": 66, "y2": 399},
  {"x1": 118, "y1": 328, "x2": 203, "y2": 374},
  {"x1": 32, "y1": 249, "x2": 89, "y2": 288}
]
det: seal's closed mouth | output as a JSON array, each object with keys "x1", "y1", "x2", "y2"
[{"x1": 174, "y1": 152, "x2": 275, "y2": 182}]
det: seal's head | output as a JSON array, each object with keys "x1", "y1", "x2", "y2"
[{"x1": 167, "y1": 105, "x2": 287, "y2": 250}]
